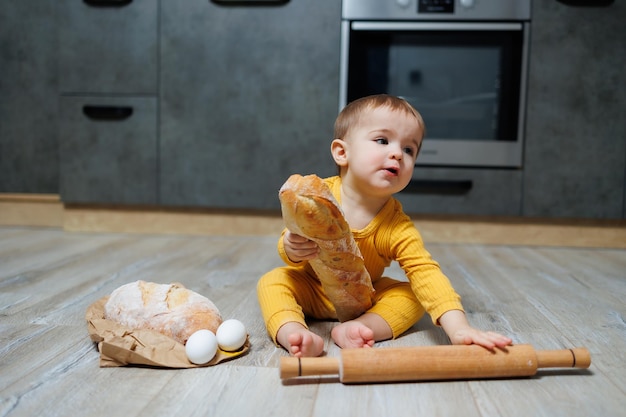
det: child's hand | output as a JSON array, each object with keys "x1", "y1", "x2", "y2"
[
  {"x1": 448, "y1": 327, "x2": 513, "y2": 350},
  {"x1": 439, "y1": 310, "x2": 512, "y2": 350},
  {"x1": 283, "y1": 230, "x2": 319, "y2": 263}
]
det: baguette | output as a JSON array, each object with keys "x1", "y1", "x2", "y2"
[
  {"x1": 279, "y1": 174, "x2": 375, "y2": 321},
  {"x1": 104, "y1": 280, "x2": 222, "y2": 344}
]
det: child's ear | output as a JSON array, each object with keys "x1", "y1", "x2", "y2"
[{"x1": 331, "y1": 139, "x2": 348, "y2": 167}]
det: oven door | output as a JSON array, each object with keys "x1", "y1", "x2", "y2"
[{"x1": 340, "y1": 21, "x2": 529, "y2": 168}]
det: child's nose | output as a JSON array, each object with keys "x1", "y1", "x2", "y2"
[{"x1": 390, "y1": 145, "x2": 403, "y2": 160}]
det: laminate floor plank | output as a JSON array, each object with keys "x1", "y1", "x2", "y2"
[{"x1": 1, "y1": 227, "x2": 625, "y2": 417}]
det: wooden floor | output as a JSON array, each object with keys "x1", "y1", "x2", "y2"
[{"x1": 1, "y1": 226, "x2": 625, "y2": 417}]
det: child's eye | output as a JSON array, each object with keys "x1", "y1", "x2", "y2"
[
  {"x1": 375, "y1": 138, "x2": 388, "y2": 145},
  {"x1": 403, "y1": 147, "x2": 415, "y2": 156}
]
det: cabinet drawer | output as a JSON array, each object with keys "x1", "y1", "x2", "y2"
[
  {"x1": 59, "y1": 96, "x2": 157, "y2": 204},
  {"x1": 396, "y1": 167, "x2": 523, "y2": 216},
  {"x1": 58, "y1": 0, "x2": 157, "y2": 94}
]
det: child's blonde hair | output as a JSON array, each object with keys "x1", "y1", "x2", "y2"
[{"x1": 333, "y1": 94, "x2": 426, "y2": 146}]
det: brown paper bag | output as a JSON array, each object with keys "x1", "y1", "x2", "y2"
[{"x1": 86, "y1": 297, "x2": 249, "y2": 368}]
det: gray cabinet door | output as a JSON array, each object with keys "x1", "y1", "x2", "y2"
[
  {"x1": 397, "y1": 168, "x2": 523, "y2": 216},
  {"x1": 58, "y1": 0, "x2": 157, "y2": 94},
  {"x1": 522, "y1": 1, "x2": 626, "y2": 219},
  {"x1": 159, "y1": 0, "x2": 341, "y2": 209},
  {"x1": 59, "y1": 97, "x2": 158, "y2": 204},
  {"x1": 0, "y1": 1, "x2": 58, "y2": 193}
]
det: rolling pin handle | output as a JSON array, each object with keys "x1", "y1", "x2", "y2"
[
  {"x1": 280, "y1": 357, "x2": 340, "y2": 380},
  {"x1": 536, "y1": 347, "x2": 591, "y2": 369}
]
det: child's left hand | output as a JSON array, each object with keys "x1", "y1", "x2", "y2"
[
  {"x1": 438, "y1": 309, "x2": 512, "y2": 350},
  {"x1": 448, "y1": 327, "x2": 513, "y2": 350}
]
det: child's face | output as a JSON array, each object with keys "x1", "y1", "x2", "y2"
[{"x1": 335, "y1": 106, "x2": 423, "y2": 197}]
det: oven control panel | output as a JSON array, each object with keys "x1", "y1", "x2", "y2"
[
  {"x1": 418, "y1": 0, "x2": 454, "y2": 14},
  {"x1": 343, "y1": 0, "x2": 531, "y2": 21}
]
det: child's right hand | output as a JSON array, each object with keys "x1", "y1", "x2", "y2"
[{"x1": 284, "y1": 230, "x2": 320, "y2": 263}]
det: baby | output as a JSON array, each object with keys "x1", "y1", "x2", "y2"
[{"x1": 257, "y1": 94, "x2": 512, "y2": 357}]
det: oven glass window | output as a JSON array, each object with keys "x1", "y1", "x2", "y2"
[{"x1": 347, "y1": 30, "x2": 523, "y2": 142}]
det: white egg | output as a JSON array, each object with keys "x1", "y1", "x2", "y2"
[
  {"x1": 185, "y1": 329, "x2": 218, "y2": 365},
  {"x1": 216, "y1": 319, "x2": 247, "y2": 351}
]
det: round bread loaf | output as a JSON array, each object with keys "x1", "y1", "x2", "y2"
[{"x1": 104, "y1": 280, "x2": 222, "y2": 344}]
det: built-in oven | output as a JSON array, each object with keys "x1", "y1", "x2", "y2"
[{"x1": 340, "y1": 0, "x2": 531, "y2": 168}]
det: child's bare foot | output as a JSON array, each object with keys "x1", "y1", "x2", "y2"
[
  {"x1": 276, "y1": 322, "x2": 325, "y2": 357},
  {"x1": 331, "y1": 320, "x2": 375, "y2": 349}
]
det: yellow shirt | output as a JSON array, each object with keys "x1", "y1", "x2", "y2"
[{"x1": 278, "y1": 176, "x2": 463, "y2": 324}]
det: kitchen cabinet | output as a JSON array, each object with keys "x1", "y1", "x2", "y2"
[
  {"x1": 59, "y1": 97, "x2": 158, "y2": 204},
  {"x1": 58, "y1": 0, "x2": 158, "y2": 95},
  {"x1": 397, "y1": 168, "x2": 522, "y2": 216},
  {"x1": 4, "y1": 1, "x2": 624, "y2": 219},
  {"x1": 0, "y1": 1, "x2": 59, "y2": 193},
  {"x1": 58, "y1": 0, "x2": 158, "y2": 204},
  {"x1": 159, "y1": 0, "x2": 340, "y2": 209},
  {"x1": 522, "y1": 1, "x2": 626, "y2": 219}
]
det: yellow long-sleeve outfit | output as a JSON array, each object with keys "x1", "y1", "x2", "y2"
[{"x1": 257, "y1": 176, "x2": 463, "y2": 343}]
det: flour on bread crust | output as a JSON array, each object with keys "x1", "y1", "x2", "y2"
[{"x1": 104, "y1": 280, "x2": 222, "y2": 344}]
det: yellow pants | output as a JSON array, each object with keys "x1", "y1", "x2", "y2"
[{"x1": 257, "y1": 266, "x2": 425, "y2": 344}]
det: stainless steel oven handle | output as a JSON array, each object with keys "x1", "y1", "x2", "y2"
[{"x1": 351, "y1": 21, "x2": 523, "y2": 31}]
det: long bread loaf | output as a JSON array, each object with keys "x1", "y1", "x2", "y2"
[
  {"x1": 279, "y1": 174, "x2": 375, "y2": 321},
  {"x1": 104, "y1": 280, "x2": 222, "y2": 344}
]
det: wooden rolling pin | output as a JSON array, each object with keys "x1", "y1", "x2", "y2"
[{"x1": 280, "y1": 344, "x2": 590, "y2": 384}]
